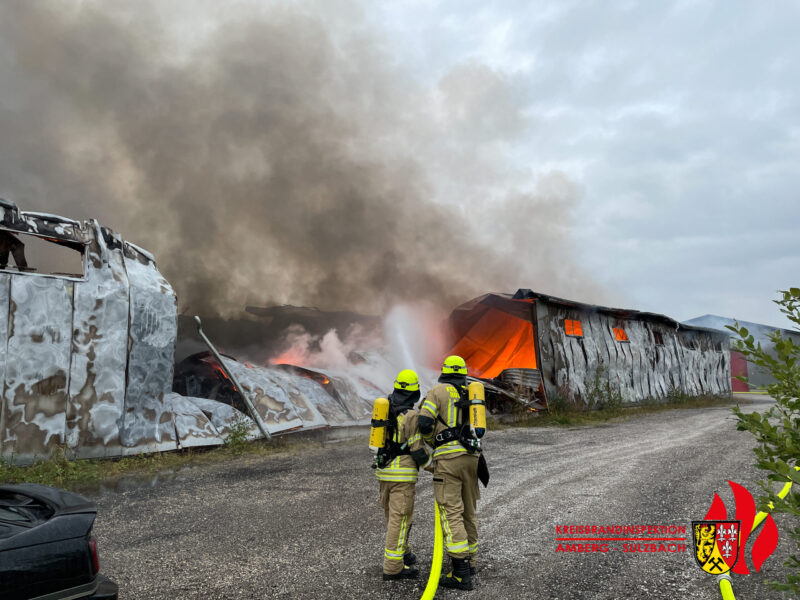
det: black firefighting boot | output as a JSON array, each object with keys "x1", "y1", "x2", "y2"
[
  {"x1": 383, "y1": 565, "x2": 419, "y2": 581},
  {"x1": 440, "y1": 557, "x2": 473, "y2": 590}
]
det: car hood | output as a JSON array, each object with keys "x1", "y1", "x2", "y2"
[{"x1": 0, "y1": 484, "x2": 96, "y2": 516}]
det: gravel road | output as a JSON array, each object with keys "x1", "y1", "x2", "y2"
[{"x1": 89, "y1": 394, "x2": 796, "y2": 599}]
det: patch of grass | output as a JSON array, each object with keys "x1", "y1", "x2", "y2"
[
  {"x1": 487, "y1": 393, "x2": 737, "y2": 430},
  {"x1": 0, "y1": 434, "x2": 324, "y2": 491}
]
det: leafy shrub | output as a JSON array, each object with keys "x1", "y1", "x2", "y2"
[{"x1": 728, "y1": 287, "x2": 800, "y2": 594}]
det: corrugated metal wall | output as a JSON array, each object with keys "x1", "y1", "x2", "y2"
[{"x1": 536, "y1": 300, "x2": 731, "y2": 405}]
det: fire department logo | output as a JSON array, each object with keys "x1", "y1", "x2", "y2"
[{"x1": 692, "y1": 520, "x2": 740, "y2": 574}]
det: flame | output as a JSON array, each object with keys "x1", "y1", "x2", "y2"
[
  {"x1": 202, "y1": 360, "x2": 237, "y2": 392},
  {"x1": 702, "y1": 481, "x2": 779, "y2": 574},
  {"x1": 274, "y1": 363, "x2": 332, "y2": 389},
  {"x1": 447, "y1": 303, "x2": 537, "y2": 378},
  {"x1": 269, "y1": 348, "x2": 308, "y2": 367}
]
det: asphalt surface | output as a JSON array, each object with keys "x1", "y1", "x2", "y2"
[{"x1": 89, "y1": 394, "x2": 796, "y2": 599}]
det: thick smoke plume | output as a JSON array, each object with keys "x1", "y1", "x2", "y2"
[{"x1": 0, "y1": 0, "x2": 605, "y2": 316}]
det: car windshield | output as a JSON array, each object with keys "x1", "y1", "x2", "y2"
[{"x1": 0, "y1": 491, "x2": 54, "y2": 526}]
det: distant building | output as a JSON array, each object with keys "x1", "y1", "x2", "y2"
[{"x1": 683, "y1": 315, "x2": 800, "y2": 391}]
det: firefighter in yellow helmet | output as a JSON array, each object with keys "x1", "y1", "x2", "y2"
[
  {"x1": 374, "y1": 369, "x2": 430, "y2": 580},
  {"x1": 418, "y1": 355, "x2": 485, "y2": 591}
]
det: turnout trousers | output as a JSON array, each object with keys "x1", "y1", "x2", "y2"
[
  {"x1": 379, "y1": 481, "x2": 416, "y2": 575},
  {"x1": 432, "y1": 453, "x2": 480, "y2": 566}
]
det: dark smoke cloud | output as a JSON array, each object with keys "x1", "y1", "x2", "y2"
[{"x1": 0, "y1": 0, "x2": 606, "y2": 316}]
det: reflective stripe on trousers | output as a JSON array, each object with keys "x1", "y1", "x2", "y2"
[
  {"x1": 380, "y1": 480, "x2": 416, "y2": 575},
  {"x1": 432, "y1": 453, "x2": 480, "y2": 560}
]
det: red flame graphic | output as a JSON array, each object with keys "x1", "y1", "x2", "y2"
[{"x1": 703, "y1": 481, "x2": 779, "y2": 573}]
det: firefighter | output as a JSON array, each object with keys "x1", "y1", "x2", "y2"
[
  {"x1": 0, "y1": 231, "x2": 28, "y2": 271},
  {"x1": 374, "y1": 369, "x2": 430, "y2": 581},
  {"x1": 418, "y1": 355, "x2": 482, "y2": 591}
]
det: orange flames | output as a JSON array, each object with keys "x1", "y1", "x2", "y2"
[
  {"x1": 269, "y1": 349, "x2": 308, "y2": 367},
  {"x1": 447, "y1": 306, "x2": 537, "y2": 378}
]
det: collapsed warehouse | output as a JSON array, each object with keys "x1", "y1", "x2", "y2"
[
  {"x1": 447, "y1": 290, "x2": 731, "y2": 408},
  {"x1": 0, "y1": 201, "x2": 384, "y2": 464},
  {"x1": 0, "y1": 201, "x2": 731, "y2": 464}
]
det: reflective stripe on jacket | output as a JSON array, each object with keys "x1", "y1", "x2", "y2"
[
  {"x1": 376, "y1": 409, "x2": 426, "y2": 482},
  {"x1": 420, "y1": 383, "x2": 468, "y2": 460}
]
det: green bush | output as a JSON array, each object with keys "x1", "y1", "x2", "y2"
[
  {"x1": 546, "y1": 386, "x2": 571, "y2": 415},
  {"x1": 728, "y1": 287, "x2": 800, "y2": 594},
  {"x1": 586, "y1": 365, "x2": 623, "y2": 411},
  {"x1": 223, "y1": 418, "x2": 252, "y2": 454}
]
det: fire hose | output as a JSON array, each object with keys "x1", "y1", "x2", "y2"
[
  {"x1": 716, "y1": 466, "x2": 798, "y2": 600},
  {"x1": 419, "y1": 501, "x2": 443, "y2": 600}
]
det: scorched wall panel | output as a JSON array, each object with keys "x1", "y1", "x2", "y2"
[
  {"x1": 66, "y1": 226, "x2": 130, "y2": 458},
  {"x1": 120, "y1": 251, "x2": 178, "y2": 452},
  {"x1": 2, "y1": 275, "x2": 74, "y2": 461},
  {"x1": 0, "y1": 274, "x2": 9, "y2": 455}
]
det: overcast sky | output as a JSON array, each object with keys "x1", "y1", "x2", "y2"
[{"x1": 372, "y1": 0, "x2": 800, "y2": 328}]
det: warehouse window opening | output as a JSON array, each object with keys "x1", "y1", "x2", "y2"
[
  {"x1": 653, "y1": 331, "x2": 664, "y2": 346},
  {"x1": 0, "y1": 229, "x2": 85, "y2": 279},
  {"x1": 613, "y1": 326, "x2": 629, "y2": 342},
  {"x1": 565, "y1": 319, "x2": 583, "y2": 337}
]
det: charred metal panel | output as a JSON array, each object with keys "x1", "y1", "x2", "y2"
[
  {"x1": 323, "y1": 375, "x2": 373, "y2": 424},
  {"x1": 165, "y1": 393, "x2": 225, "y2": 448},
  {"x1": 220, "y1": 360, "x2": 304, "y2": 434},
  {"x1": 2, "y1": 275, "x2": 74, "y2": 461},
  {"x1": 282, "y1": 375, "x2": 352, "y2": 427},
  {"x1": 1, "y1": 209, "x2": 85, "y2": 247},
  {"x1": 120, "y1": 248, "x2": 178, "y2": 452},
  {"x1": 676, "y1": 330, "x2": 731, "y2": 397},
  {"x1": 259, "y1": 370, "x2": 328, "y2": 430},
  {"x1": 183, "y1": 396, "x2": 260, "y2": 439},
  {"x1": 66, "y1": 224, "x2": 130, "y2": 458},
  {"x1": 0, "y1": 274, "x2": 9, "y2": 452}
]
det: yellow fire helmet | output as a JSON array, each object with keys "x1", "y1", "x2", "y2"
[
  {"x1": 394, "y1": 369, "x2": 420, "y2": 391},
  {"x1": 442, "y1": 355, "x2": 467, "y2": 375}
]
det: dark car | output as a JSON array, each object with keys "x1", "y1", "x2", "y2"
[{"x1": 0, "y1": 484, "x2": 118, "y2": 600}]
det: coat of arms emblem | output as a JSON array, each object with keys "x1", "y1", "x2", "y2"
[{"x1": 692, "y1": 520, "x2": 740, "y2": 574}]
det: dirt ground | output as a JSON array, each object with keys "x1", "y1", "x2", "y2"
[{"x1": 89, "y1": 395, "x2": 796, "y2": 599}]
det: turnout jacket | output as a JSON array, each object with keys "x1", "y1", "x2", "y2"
[
  {"x1": 420, "y1": 382, "x2": 477, "y2": 461},
  {"x1": 375, "y1": 408, "x2": 427, "y2": 483}
]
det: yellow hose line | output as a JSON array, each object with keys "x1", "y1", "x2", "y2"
[
  {"x1": 718, "y1": 575, "x2": 735, "y2": 600},
  {"x1": 752, "y1": 466, "x2": 798, "y2": 530},
  {"x1": 717, "y1": 466, "x2": 797, "y2": 600},
  {"x1": 420, "y1": 501, "x2": 443, "y2": 600}
]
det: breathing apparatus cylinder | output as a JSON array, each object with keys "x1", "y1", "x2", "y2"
[
  {"x1": 467, "y1": 382, "x2": 486, "y2": 438},
  {"x1": 369, "y1": 397, "x2": 390, "y2": 452}
]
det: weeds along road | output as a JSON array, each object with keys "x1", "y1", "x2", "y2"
[{"x1": 89, "y1": 395, "x2": 794, "y2": 600}]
